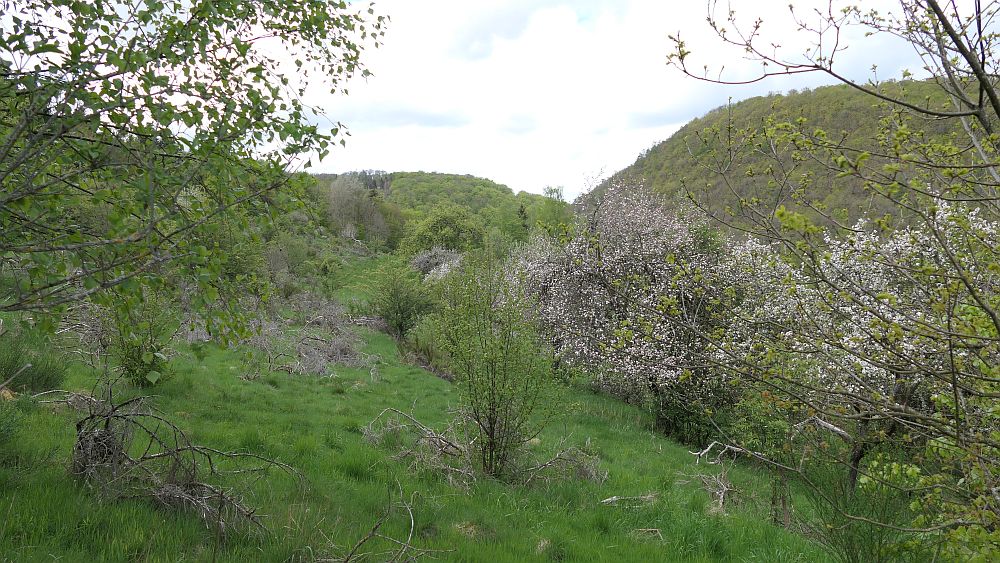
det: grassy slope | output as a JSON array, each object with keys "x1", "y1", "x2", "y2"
[{"x1": 0, "y1": 257, "x2": 829, "y2": 562}]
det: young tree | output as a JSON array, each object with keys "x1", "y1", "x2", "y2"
[
  {"x1": 0, "y1": 0, "x2": 386, "y2": 324},
  {"x1": 435, "y1": 248, "x2": 555, "y2": 478},
  {"x1": 666, "y1": 1, "x2": 1000, "y2": 556}
]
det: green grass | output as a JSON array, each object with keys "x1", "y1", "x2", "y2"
[{"x1": 0, "y1": 327, "x2": 830, "y2": 562}]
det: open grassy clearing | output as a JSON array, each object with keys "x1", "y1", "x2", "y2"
[{"x1": 0, "y1": 321, "x2": 829, "y2": 562}]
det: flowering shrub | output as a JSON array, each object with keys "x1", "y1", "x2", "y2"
[{"x1": 519, "y1": 183, "x2": 748, "y2": 443}]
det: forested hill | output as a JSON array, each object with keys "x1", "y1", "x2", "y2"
[
  {"x1": 593, "y1": 80, "x2": 957, "y2": 223},
  {"x1": 385, "y1": 172, "x2": 543, "y2": 213},
  {"x1": 308, "y1": 171, "x2": 571, "y2": 251}
]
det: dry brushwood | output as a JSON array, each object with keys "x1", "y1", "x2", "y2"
[
  {"x1": 599, "y1": 493, "x2": 659, "y2": 507},
  {"x1": 32, "y1": 389, "x2": 108, "y2": 412},
  {"x1": 289, "y1": 332, "x2": 373, "y2": 376},
  {"x1": 365, "y1": 409, "x2": 605, "y2": 487},
  {"x1": 58, "y1": 301, "x2": 113, "y2": 367},
  {"x1": 328, "y1": 485, "x2": 454, "y2": 562},
  {"x1": 364, "y1": 408, "x2": 474, "y2": 487},
  {"x1": 71, "y1": 393, "x2": 298, "y2": 535},
  {"x1": 286, "y1": 292, "x2": 348, "y2": 331},
  {"x1": 521, "y1": 445, "x2": 607, "y2": 486},
  {"x1": 677, "y1": 464, "x2": 740, "y2": 515}
]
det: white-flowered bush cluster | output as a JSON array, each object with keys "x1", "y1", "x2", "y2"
[
  {"x1": 758, "y1": 204, "x2": 999, "y2": 424},
  {"x1": 518, "y1": 182, "x2": 760, "y2": 440}
]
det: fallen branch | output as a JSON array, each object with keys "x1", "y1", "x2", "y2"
[
  {"x1": 522, "y1": 446, "x2": 607, "y2": 486},
  {"x1": 0, "y1": 363, "x2": 31, "y2": 391},
  {"x1": 677, "y1": 465, "x2": 739, "y2": 515},
  {"x1": 600, "y1": 492, "x2": 658, "y2": 506},
  {"x1": 71, "y1": 391, "x2": 299, "y2": 535},
  {"x1": 335, "y1": 485, "x2": 453, "y2": 562},
  {"x1": 32, "y1": 389, "x2": 107, "y2": 412}
]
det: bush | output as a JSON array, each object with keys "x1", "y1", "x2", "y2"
[
  {"x1": 369, "y1": 260, "x2": 435, "y2": 338},
  {"x1": 405, "y1": 315, "x2": 450, "y2": 378},
  {"x1": 435, "y1": 249, "x2": 556, "y2": 478},
  {"x1": 803, "y1": 458, "x2": 932, "y2": 563},
  {"x1": 104, "y1": 290, "x2": 177, "y2": 386},
  {"x1": 0, "y1": 330, "x2": 67, "y2": 393}
]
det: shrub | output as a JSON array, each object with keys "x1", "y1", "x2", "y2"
[
  {"x1": 104, "y1": 290, "x2": 177, "y2": 386},
  {"x1": 405, "y1": 315, "x2": 450, "y2": 378},
  {"x1": 803, "y1": 458, "x2": 932, "y2": 563},
  {"x1": 369, "y1": 260, "x2": 434, "y2": 338},
  {"x1": 435, "y1": 249, "x2": 556, "y2": 478}
]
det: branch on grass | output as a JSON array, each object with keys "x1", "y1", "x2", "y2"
[
  {"x1": 600, "y1": 492, "x2": 658, "y2": 506},
  {"x1": 71, "y1": 391, "x2": 299, "y2": 535}
]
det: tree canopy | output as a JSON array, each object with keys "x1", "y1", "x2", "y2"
[{"x1": 0, "y1": 0, "x2": 385, "y2": 322}]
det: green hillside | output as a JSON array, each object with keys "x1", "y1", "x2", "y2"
[
  {"x1": 596, "y1": 80, "x2": 958, "y2": 223},
  {"x1": 309, "y1": 171, "x2": 571, "y2": 250}
]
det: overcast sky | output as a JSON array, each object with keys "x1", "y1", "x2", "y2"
[{"x1": 306, "y1": 1, "x2": 923, "y2": 199}]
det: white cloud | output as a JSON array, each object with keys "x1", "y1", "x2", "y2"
[{"x1": 305, "y1": 1, "x2": 925, "y2": 199}]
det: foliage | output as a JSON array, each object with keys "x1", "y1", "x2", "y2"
[
  {"x1": 434, "y1": 247, "x2": 557, "y2": 478},
  {"x1": 396, "y1": 205, "x2": 486, "y2": 255},
  {"x1": 590, "y1": 80, "x2": 954, "y2": 226},
  {"x1": 104, "y1": 289, "x2": 177, "y2": 386},
  {"x1": 368, "y1": 259, "x2": 435, "y2": 338},
  {"x1": 315, "y1": 172, "x2": 405, "y2": 249},
  {"x1": 386, "y1": 172, "x2": 571, "y2": 243},
  {"x1": 520, "y1": 183, "x2": 743, "y2": 445},
  {"x1": 661, "y1": 0, "x2": 1000, "y2": 557},
  {"x1": 0, "y1": 0, "x2": 385, "y2": 326}
]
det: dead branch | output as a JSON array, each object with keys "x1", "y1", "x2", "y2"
[
  {"x1": 0, "y1": 363, "x2": 31, "y2": 391},
  {"x1": 600, "y1": 492, "x2": 659, "y2": 506},
  {"x1": 633, "y1": 528, "x2": 664, "y2": 541},
  {"x1": 32, "y1": 389, "x2": 108, "y2": 412},
  {"x1": 71, "y1": 391, "x2": 299, "y2": 535},
  {"x1": 791, "y1": 416, "x2": 854, "y2": 442},
  {"x1": 677, "y1": 465, "x2": 740, "y2": 515},
  {"x1": 522, "y1": 446, "x2": 607, "y2": 486},
  {"x1": 332, "y1": 485, "x2": 453, "y2": 563},
  {"x1": 689, "y1": 440, "x2": 764, "y2": 464}
]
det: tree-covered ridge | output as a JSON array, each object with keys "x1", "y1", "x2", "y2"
[
  {"x1": 309, "y1": 171, "x2": 571, "y2": 251},
  {"x1": 596, "y1": 80, "x2": 958, "y2": 223}
]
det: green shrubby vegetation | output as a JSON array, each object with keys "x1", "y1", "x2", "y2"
[
  {"x1": 367, "y1": 258, "x2": 436, "y2": 338},
  {"x1": 432, "y1": 247, "x2": 557, "y2": 478},
  {"x1": 4, "y1": 0, "x2": 997, "y2": 559},
  {"x1": 308, "y1": 171, "x2": 573, "y2": 255}
]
